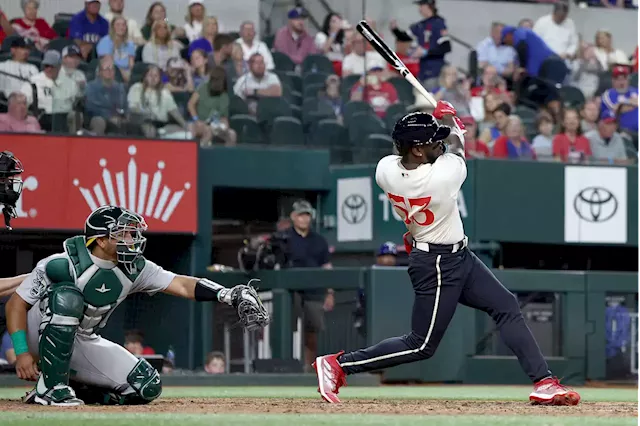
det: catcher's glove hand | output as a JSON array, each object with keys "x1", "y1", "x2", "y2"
[{"x1": 219, "y1": 279, "x2": 270, "y2": 331}]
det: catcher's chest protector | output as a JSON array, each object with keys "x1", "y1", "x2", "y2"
[{"x1": 50, "y1": 236, "x2": 146, "y2": 335}]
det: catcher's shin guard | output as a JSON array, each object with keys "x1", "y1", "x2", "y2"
[{"x1": 39, "y1": 282, "x2": 84, "y2": 389}]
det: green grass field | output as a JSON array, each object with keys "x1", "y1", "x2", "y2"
[{"x1": 0, "y1": 386, "x2": 636, "y2": 426}]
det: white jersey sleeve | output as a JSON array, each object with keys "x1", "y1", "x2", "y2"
[
  {"x1": 131, "y1": 259, "x2": 176, "y2": 295},
  {"x1": 15, "y1": 255, "x2": 61, "y2": 306},
  {"x1": 433, "y1": 153, "x2": 467, "y2": 195}
]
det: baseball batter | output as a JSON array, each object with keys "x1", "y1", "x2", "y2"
[
  {"x1": 314, "y1": 101, "x2": 581, "y2": 406},
  {"x1": 5, "y1": 205, "x2": 269, "y2": 406}
]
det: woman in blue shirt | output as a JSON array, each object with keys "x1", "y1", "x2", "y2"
[{"x1": 96, "y1": 16, "x2": 136, "y2": 83}]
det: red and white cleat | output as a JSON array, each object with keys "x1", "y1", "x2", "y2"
[
  {"x1": 313, "y1": 351, "x2": 347, "y2": 403},
  {"x1": 529, "y1": 377, "x2": 581, "y2": 406}
]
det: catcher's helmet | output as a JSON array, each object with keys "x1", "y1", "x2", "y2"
[
  {"x1": 85, "y1": 205, "x2": 148, "y2": 273},
  {"x1": 391, "y1": 112, "x2": 451, "y2": 151},
  {"x1": 0, "y1": 151, "x2": 24, "y2": 229}
]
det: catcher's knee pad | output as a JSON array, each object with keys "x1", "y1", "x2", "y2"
[
  {"x1": 124, "y1": 358, "x2": 162, "y2": 404},
  {"x1": 40, "y1": 282, "x2": 84, "y2": 388}
]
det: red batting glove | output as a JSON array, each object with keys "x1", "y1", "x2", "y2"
[{"x1": 433, "y1": 101, "x2": 457, "y2": 120}]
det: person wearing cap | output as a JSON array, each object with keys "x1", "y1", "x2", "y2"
[
  {"x1": 236, "y1": 21, "x2": 275, "y2": 71},
  {"x1": 284, "y1": 199, "x2": 333, "y2": 371},
  {"x1": 232, "y1": 53, "x2": 282, "y2": 101},
  {"x1": 273, "y1": 7, "x2": 318, "y2": 66},
  {"x1": 317, "y1": 74, "x2": 344, "y2": 122},
  {"x1": 533, "y1": 3, "x2": 578, "y2": 60},
  {"x1": 11, "y1": 0, "x2": 57, "y2": 52},
  {"x1": 594, "y1": 30, "x2": 629, "y2": 71},
  {"x1": 390, "y1": 0, "x2": 451, "y2": 88},
  {"x1": 500, "y1": 25, "x2": 560, "y2": 79},
  {"x1": 0, "y1": 92, "x2": 42, "y2": 133},
  {"x1": 20, "y1": 50, "x2": 81, "y2": 133},
  {"x1": 350, "y1": 62, "x2": 399, "y2": 118},
  {"x1": 460, "y1": 116, "x2": 490, "y2": 158},
  {"x1": 184, "y1": 0, "x2": 206, "y2": 42},
  {"x1": 475, "y1": 22, "x2": 516, "y2": 77},
  {"x1": 104, "y1": 0, "x2": 144, "y2": 45},
  {"x1": 388, "y1": 24, "x2": 420, "y2": 77},
  {"x1": 585, "y1": 110, "x2": 630, "y2": 164},
  {"x1": 61, "y1": 45, "x2": 87, "y2": 92},
  {"x1": 69, "y1": 0, "x2": 109, "y2": 60},
  {"x1": 376, "y1": 242, "x2": 398, "y2": 266},
  {"x1": 0, "y1": 37, "x2": 38, "y2": 99},
  {"x1": 341, "y1": 33, "x2": 386, "y2": 77},
  {"x1": 602, "y1": 64, "x2": 638, "y2": 133}
]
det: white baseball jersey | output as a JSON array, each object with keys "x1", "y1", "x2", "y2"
[{"x1": 376, "y1": 153, "x2": 467, "y2": 245}]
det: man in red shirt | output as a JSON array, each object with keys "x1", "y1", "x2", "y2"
[
  {"x1": 350, "y1": 65, "x2": 399, "y2": 118},
  {"x1": 470, "y1": 65, "x2": 507, "y2": 97},
  {"x1": 460, "y1": 116, "x2": 490, "y2": 158},
  {"x1": 273, "y1": 7, "x2": 318, "y2": 65},
  {"x1": 552, "y1": 108, "x2": 591, "y2": 163}
]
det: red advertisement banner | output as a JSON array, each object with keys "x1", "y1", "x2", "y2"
[{"x1": 0, "y1": 135, "x2": 198, "y2": 233}]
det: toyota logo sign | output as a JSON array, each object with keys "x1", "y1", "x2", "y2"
[
  {"x1": 573, "y1": 187, "x2": 618, "y2": 223},
  {"x1": 341, "y1": 194, "x2": 367, "y2": 224}
]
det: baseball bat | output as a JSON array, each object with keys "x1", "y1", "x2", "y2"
[{"x1": 356, "y1": 20, "x2": 438, "y2": 108}]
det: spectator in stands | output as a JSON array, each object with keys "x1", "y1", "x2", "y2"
[
  {"x1": 12, "y1": 0, "x2": 57, "y2": 52},
  {"x1": 0, "y1": 8, "x2": 15, "y2": 45},
  {"x1": 212, "y1": 34, "x2": 234, "y2": 67},
  {"x1": 273, "y1": 7, "x2": 318, "y2": 66},
  {"x1": 0, "y1": 331, "x2": 15, "y2": 364},
  {"x1": 204, "y1": 351, "x2": 225, "y2": 374},
  {"x1": 285, "y1": 199, "x2": 333, "y2": 371},
  {"x1": 461, "y1": 116, "x2": 490, "y2": 158},
  {"x1": 318, "y1": 74, "x2": 343, "y2": 123},
  {"x1": 188, "y1": 66, "x2": 237, "y2": 146},
  {"x1": 598, "y1": 0, "x2": 630, "y2": 8},
  {"x1": 342, "y1": 34, "x2": 386, "y2": 77},
  {"x1": 0, "y1": 91, "x2": 41, "y2": 133},
  {"x1": 552, "y1": 108, "x2": 592, "y2": 162},
  {"x1": 581, "y1": 100, "x2": 600, "y2": 133},
  {"x1": 227, "y1": 43, "x2": 248, "y2": 87},
  {"x1": 350, "y1": 64, "x2": 399, "y2": 119},
  {"x1": 376, "y1": 242, "x2": 397, "y2": 266},
  {"x1": 518, "y1": 18, "x2": 533, "y2": 29},
  {"x1": 0, "y1": 37, "x2": 38, "y2": 99},
  {"x1": 501, "y1": 25, "x2": 563, "y2": 80},
  {"x1": 475, "y1": 22, "x2": 517, "y2": 77},
  {"x1": 142, "y1": 20, "x2": 182, "y2": 72},
  {"x1": 586, "y1": 110, "x2": 630, "y2": 163},
  {"x1": 602, "y1": 64, "x2": 638, "y2": 133},
  {"x1": 142, "y1": 2, "x2": 183, "y2": 41},
  {"x1": 188, "y1": 16, "x2": 218, "y2": 59},
  {"x1": 315, "y1": 13, "x2": 348, "y2": 74},
  {"x1": 471, "y1": 65, "x2": 508, "y2": 97},
  {"x1": 97, "y1": 16, "x2": 135, "y2": 83},
  {"x1": 61, "y1": 45, "x2": 87, "y2": 91},
  {"x1": 124, "y1": 329, "x2": 155, "y2": 356},
  {"x1": 70, "y1": 0, "x2": 109, "y2": 61},
  {"x1": 165, "y1": 57, "x2": 194, "y2": 93},
  {"x1": 480, "y1": 102, "x2": 511, "y2": 147},
  {"x1": 84, "y1": 56, "x2": 128, "y2": 135},
  {"x1": 594, "y1": 30, "x2": 629, "y2": 71},
  {"x1": 571, "y1": 42, "x2": 603, "y2": 99},
  {"x1": 388, "y1": 26, "x2": 420, "y2": 77},
  {"x1": 21, "y1": 50, "x2": 80, "y2": 133},
  {"x1": 493, "y1": 115, "x2": 536, "y2": 160},
  {"x1": 128, "y1": 65, "x2": 188, "y2": 138},
  {"x1": 476, "y1": 91, "x2": 501, "y2": 132},
  {"x1": 191, "y1": 48, "x2": 209, "y2": 88},
  {"x1": 533, "y1": 3, "x2": 578, "y2": 60},
  {"x1": 531, "y1": 114, "x2": 555, "y2": 160},
  {"x1": 433, "y1": 65, "x2": 472, "y2": 117},
  {"x1": 184, "y1": 0, "x2": 206, "y2": 42},
  {"x1": 236, "y1": 21, "x2": 274, "y2": 71},
  {"x1": 105, "y1": 0, "x2": 144, "y2": 45},
  {"x1": 233, "y1": 53, "x2": 282, "y2": 101}
]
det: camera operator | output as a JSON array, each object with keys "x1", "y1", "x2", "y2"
[{"x1": 285, "y1": 200, "x2": 334, "y2": 371}]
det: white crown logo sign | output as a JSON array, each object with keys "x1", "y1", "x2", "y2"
[{"x1": 73, "y1": 145, "x2": 191, "y2": 222}]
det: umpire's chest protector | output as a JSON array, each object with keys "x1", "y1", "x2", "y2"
[{"x1": 44, "y1": 236, "x2": 145, "y2": 336}]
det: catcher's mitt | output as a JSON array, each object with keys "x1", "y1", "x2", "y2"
[{"x1": 221, "y1": 280, "x2": 270, "y2": 331}]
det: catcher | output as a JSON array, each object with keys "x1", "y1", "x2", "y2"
[{"x1": 5, "y1": 205, "x2": 269, "y2": 406}]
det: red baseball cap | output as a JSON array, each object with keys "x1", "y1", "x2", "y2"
[
  {"x1": 460, "y1": 116, "x2": 476, "y2": 125},
  {"x1": 600, "y1": 109, "x2": 617, "y2": 123},
  {"x1": 612, "y1": 64, "x2": 630, "y2": 77}
]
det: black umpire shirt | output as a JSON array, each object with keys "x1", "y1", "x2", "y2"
[{"x1": 285, "y1": 227, "x2": 330, "y2": 299}]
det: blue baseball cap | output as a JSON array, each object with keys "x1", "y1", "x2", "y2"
[
  {"x1": 288, "y1": 7, "x2": 308, "y2": 19},
  {"x1": 500, "y1": 26, "x2": 516, "y2": 44},
  {"x1": 600, "y1": 109, "x2": 616, "y2": 123},
  {"x1": 378, "y1": 242, "x2": 398, "y2": 256}
]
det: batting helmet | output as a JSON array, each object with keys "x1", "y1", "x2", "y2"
[{"x1": 391, "y1": 112, "x2": 451, "y2": 151}]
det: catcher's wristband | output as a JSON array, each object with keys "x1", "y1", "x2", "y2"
[
  {"x1": 195, "y1": 278, "x2": 226, "y2": 302},
  {"x1": 11, "y1": 330, "x2": 28, "y2": 355}
]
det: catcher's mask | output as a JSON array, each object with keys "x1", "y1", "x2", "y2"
[
  {"x1": 85, "y1": 206, "x2": 148, "y2": 273},
  {"x1": 0, "y1": 151, "x2": 24, "y2": 229}
]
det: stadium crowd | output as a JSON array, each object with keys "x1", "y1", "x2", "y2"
[{"x1": 0, "y1": 0, "x2": 637, "y2": 164}]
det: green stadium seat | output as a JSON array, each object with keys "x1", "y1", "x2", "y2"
[
  {"x1": 129, "y1": 62, "x2": 150, "y2": 84},
  {"x1": 348, "y1": 112, "x2": 386, "y2": 147},
  {"x1": 272, "y1": 51, "x2": 296, "y2": 72},
  {"x1": 302, "y1": 54, "x2": 335, "y2": 75},
  {"x1": 290, "y1": 104, "x2": 302, "y2": 120},
  {"x1": 385, "y1": 103, "x2": 407, "y2": 122},
  {"x1": 269, "y1": 116, "x2": 305, "y2": 146},
  {"x1": 229, "y1": 95, "x2": 249, "y2": 117},
  {"x1": 171, "y1": 91, "x2": 191, "y2": 119},
  {"x1": 559, "y1": 86, "x2": 586, "y2": 109},
  {"x1": 630, "y1": 73, "x2": 638, "y2": 88},
  {"x1": 302, "y1": 97, "x2": 335, "y2": 130},
  {"x1": 303, "y1": 83, "x2": 325, "y2": 99},
  {"x1": 52, "y1": 20, "x2": 70, "y2": 38},
  {"x1": 256, "y1": 96, "x2": 293, "y2": 128},
  {"x1": 353, "y1": 133, "x2": 394, "y2": 164},
  {"x1": 47, "y1": 38, "x2": 74, "y2": 53},
  {"x1": 311, "y1": 119, "x2": 351, "y2": 164},
  {"x1": 264, "y1": 35, "x2": 275, "y2": 50},
  {"x1": 285, "y1": 71, "x2": 302, "y2": 92},
  {"x1": 388, "y1": 77, "x2": 415, "y2": 105},
  {"x1": 303, "y1": 72, "x2": 330, "y2": 88},
  {"x1": 595, "y1": 71, "x2": 612, "y2": 97},
  {"x1": 230, "y1": 114, "x2": 264, "y2": 144},
  {"x1": 343, "y1": 101, "x2": 375, "y2": 127},
  {"x1": 341, "y1": 74, "x2": 362, "y2": 101}
]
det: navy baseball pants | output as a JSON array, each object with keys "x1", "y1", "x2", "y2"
[{"x1": 338, "y1": 246, "x2": 552, "y2": 382}]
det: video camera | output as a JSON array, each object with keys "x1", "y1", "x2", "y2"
[{"x1": 237, "y1": 231, "x2": 289, "y2": 272}]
